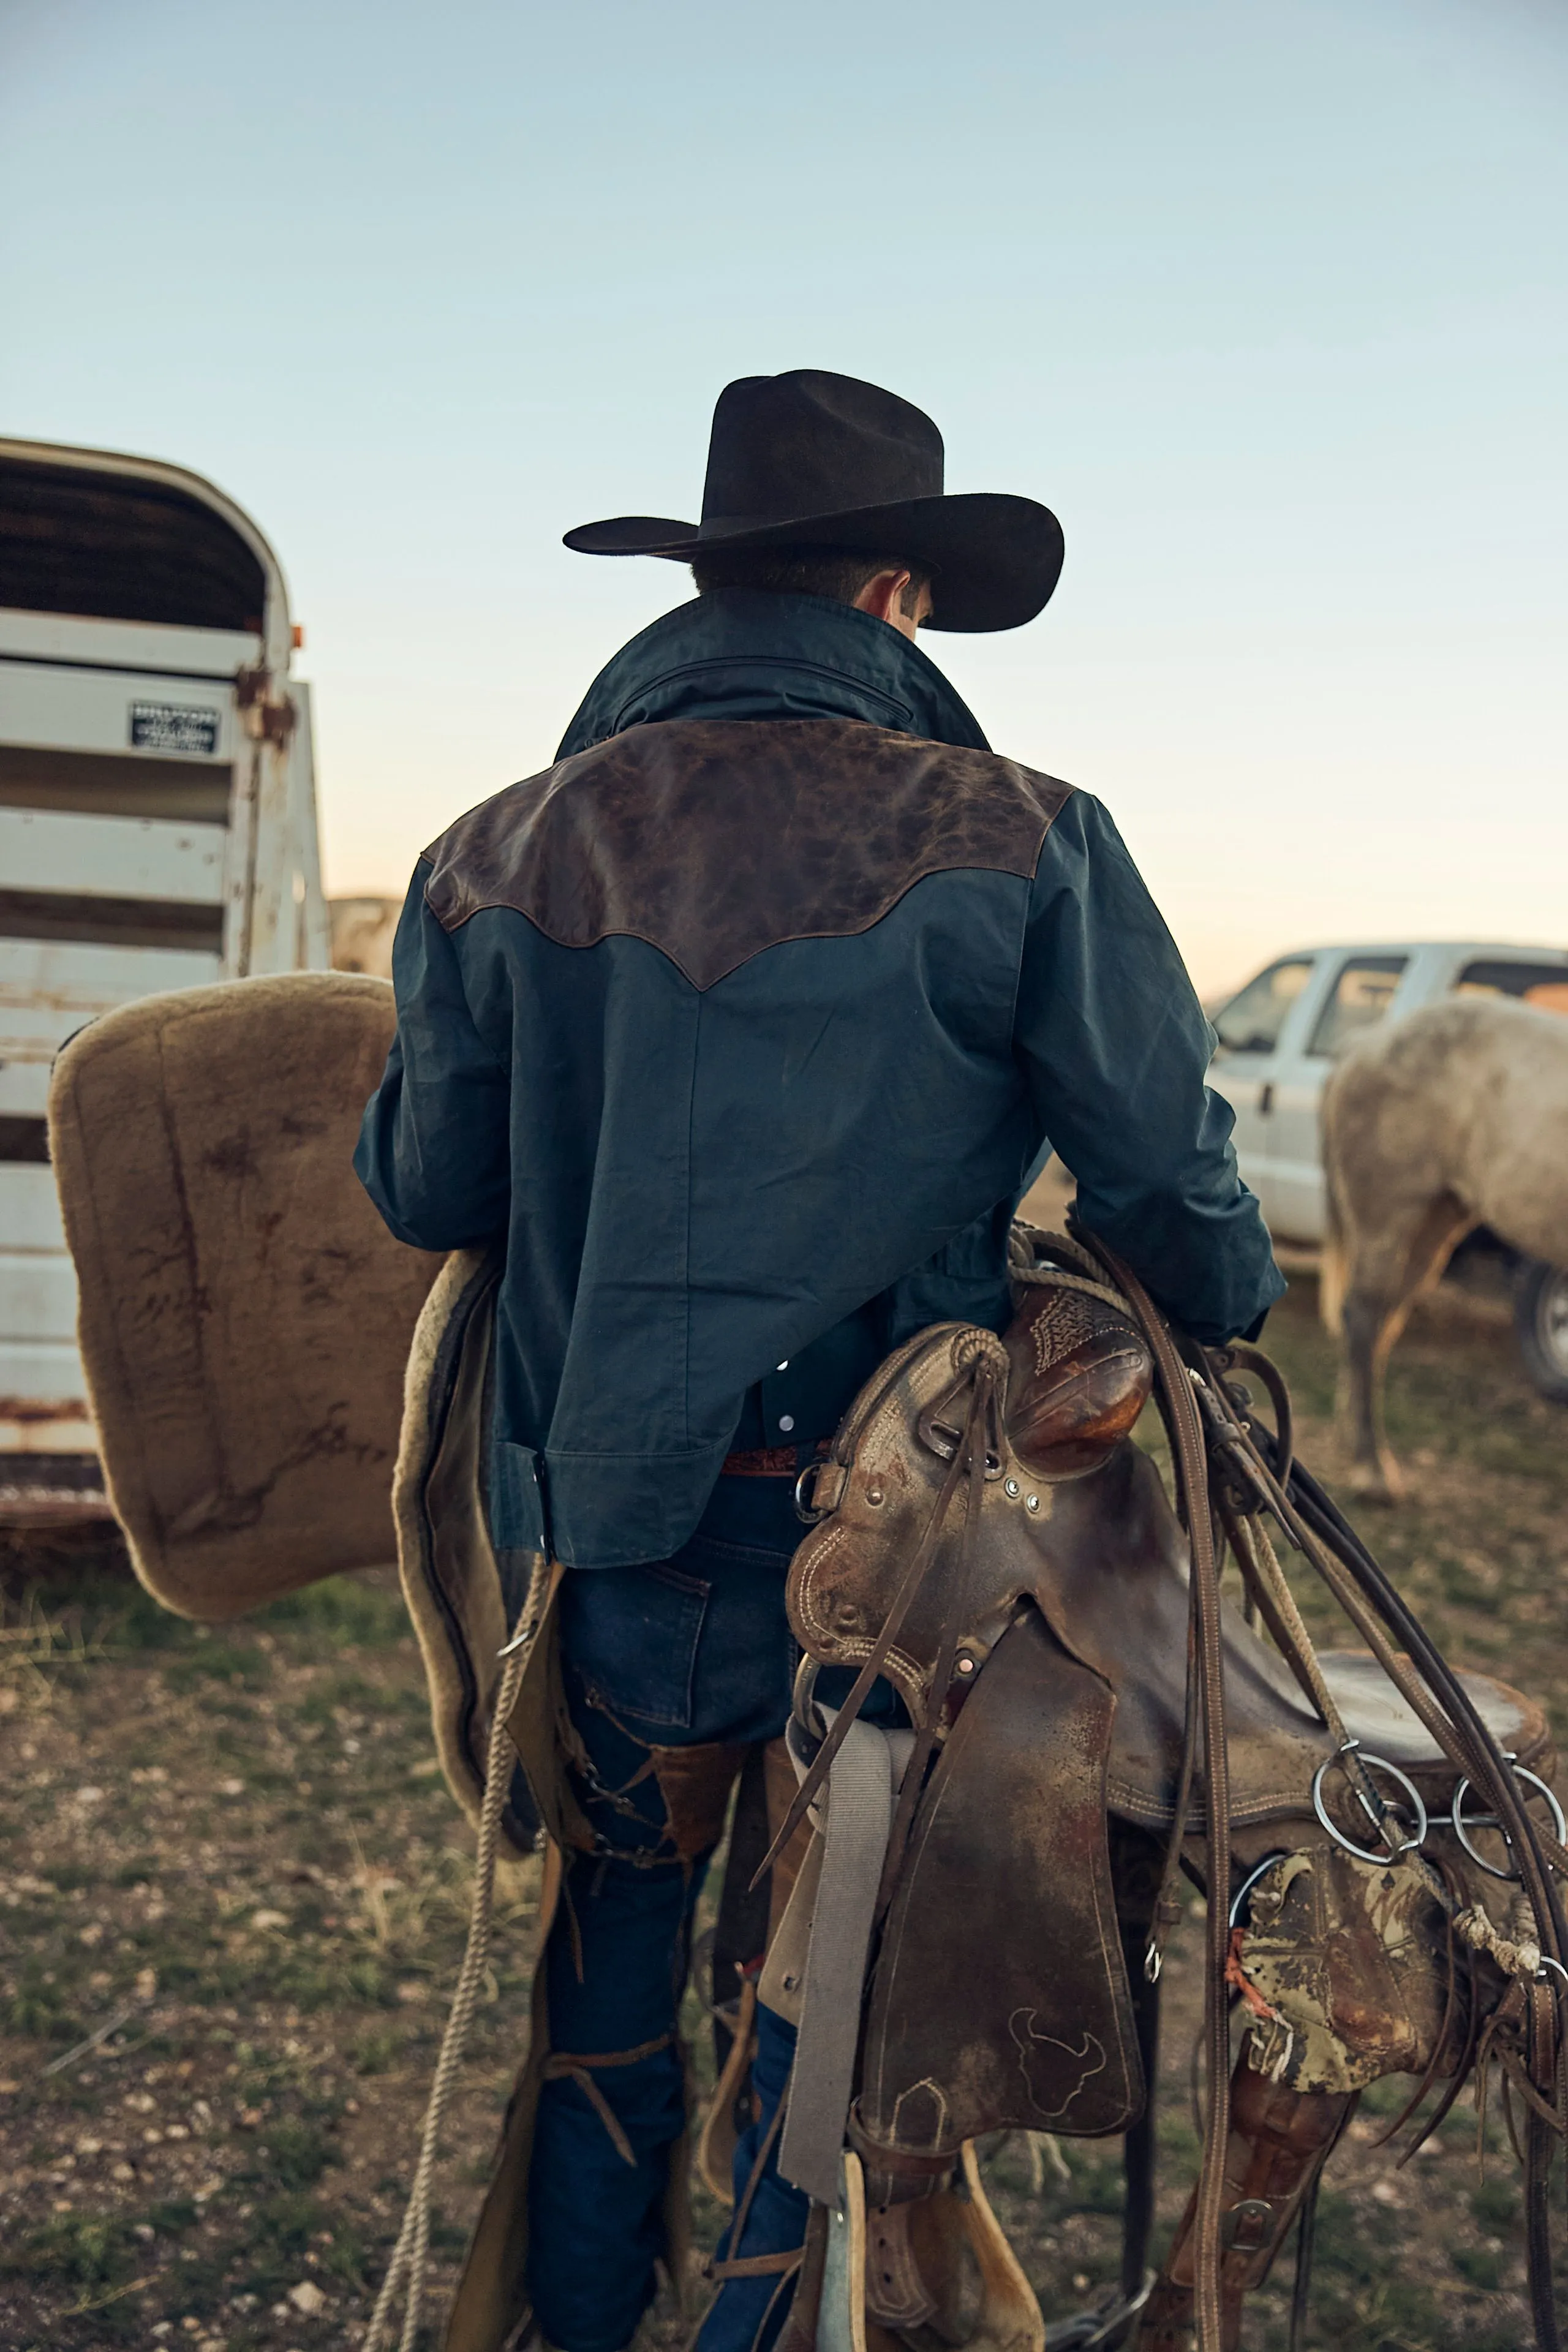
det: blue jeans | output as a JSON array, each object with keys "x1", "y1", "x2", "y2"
[{"x1": 527, "y1": 1476, "x2": 811, "y2": 2352}]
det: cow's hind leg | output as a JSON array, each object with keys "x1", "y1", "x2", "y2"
[{"x1": 1133, "y1": 2057, "x2": 1355, "y2": 2352}]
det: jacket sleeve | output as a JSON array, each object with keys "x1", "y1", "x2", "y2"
[
  {"x1": 353, "y1": 864, "x2": 512, "y2": 1251},
  {"x1": 1014, "y1": 792, "x2": 1284, "y2": 1344}
]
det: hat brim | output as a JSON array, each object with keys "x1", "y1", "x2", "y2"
[{"x1": 562, "y1": 492, "x2": 1063, "y2": 633}]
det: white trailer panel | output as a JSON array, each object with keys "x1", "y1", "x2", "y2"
[
  {"x1": 0, "y1": 606, "x2": 260, "y2": 677},
  {"x1": 0, "y1": 658, "x2": 236, "y2": 764},
  {"x1": 0, "y1": 804, "x2": 227, "y2": 903}
]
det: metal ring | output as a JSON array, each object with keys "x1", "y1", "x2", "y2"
[
  {"x1": 1452, "y1": 1764, "x2": 1567, "y2": 1883},
  {"x1": 1311, "y1": 1747, "x2": 1428, "y2": 1865},
  {"x1": 1229, "y1": 1851, "x2": 1289, "y2": 1929},
  {"x1": 790, "y1": 1656, "x2": 826, "y2": 1759},
  {"x1": 1536, "y1": 1955, "x2": 1568, "y2": 1988},
  {"x1": 793, "y1": 1460, "x2": 829, "y2": 1526}
]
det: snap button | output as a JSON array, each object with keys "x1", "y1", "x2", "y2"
[{"x1": 778, "y1": 1414, "x2": 795, "y2": 1433}]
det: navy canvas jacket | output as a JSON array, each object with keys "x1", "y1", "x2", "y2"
[{"x1": 355, "y1": 590, "x2": 1283, "y2": 1570}]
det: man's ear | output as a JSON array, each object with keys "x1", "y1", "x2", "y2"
[
  {"x1": 853, "y1": 569, "x2": 910, "y2": 622},
  {"x1": 854, "y1": 569, "x2": 921, "y2": 638}
]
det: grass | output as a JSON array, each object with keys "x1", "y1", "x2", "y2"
[{"x1": 2, "y1": 1267, "x2": 1566, "y2": 2348}]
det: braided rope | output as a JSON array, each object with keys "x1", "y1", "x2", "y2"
[
  {"x1": 363, "y1": 1562, "x2": 549, "y2": 2351},
  {"x1": 1007, "y1": 1223, "x2": 1134, "y2": 1316}
]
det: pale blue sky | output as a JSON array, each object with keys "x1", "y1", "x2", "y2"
[{"x1": 3, "y1": 0, "x2": 1563, "y2": 991}]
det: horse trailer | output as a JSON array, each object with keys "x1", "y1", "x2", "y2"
[{"x1": 0, "y1": 438, "x2": 329, "y2": 1526}]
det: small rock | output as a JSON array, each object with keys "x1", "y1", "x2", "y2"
[
  {"x1": 287, "y1": 2278, "x2": 327, "y2": 2315},
  {"x1": 251, "y1": 1910, "x2": 290, "y2": 1932},
  {"x1": 395, "y1": 1980, "x2": 428, "y2": 2004},
  {"x1": 219, "y1": 1779, "x2": 245, "y2": 1796},
  {"x1": 74, "y1": 1787, "x2": 106, "y2": 1806}
]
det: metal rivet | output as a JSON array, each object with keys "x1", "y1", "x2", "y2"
[
  {"x1": 1004, "y1": 1477, "x2": 1020, "y2": 1498},
  {"x1": 1025, "y1": 1493, "x2": 1041, "y2": 1512},
  {"x1": 778, "y1": 1414, "x2": 794, "y2": 1432},
  {"x1": 866, "y1": 1487, "x2": 884, "y2": 1507},
  {"x1": 776, "y1": 1360, "x2": 790, "y2": 1371},
  {"x1": 956, "y1": 1656, "x2": 976, "y2": 1676}
]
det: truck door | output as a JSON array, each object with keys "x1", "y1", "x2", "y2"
[
  {"x1": 1208, "y1": 955, "x2": 1318, "y2": 1210},
  {"x1": 1265, "y1": 952, "x2": 1410, "y2": 1242}
]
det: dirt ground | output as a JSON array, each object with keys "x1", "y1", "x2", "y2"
[{"x1": 3, "y1": 1267, "x2": 1567, "y2": 2352}]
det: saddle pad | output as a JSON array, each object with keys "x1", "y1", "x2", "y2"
[
  {"x1": 856, "y1": 1606, "x2": 1142, "y2": 2161},
  {"x1": 48, "y1": 973, "x2": 443, "y2": 1619}
]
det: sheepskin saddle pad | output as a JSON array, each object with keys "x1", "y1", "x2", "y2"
[{"x1": 48, "y1": 972, "x2": 442, "y2": 1623}]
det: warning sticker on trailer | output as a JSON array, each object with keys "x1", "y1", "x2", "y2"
[{"x1": 129, "y1": 701, "x2": 222, "y2": 756}]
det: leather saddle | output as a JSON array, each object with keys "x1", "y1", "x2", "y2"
[{"x1": 787, "y1": 1277, "x2": 1548, "y2": 2179}]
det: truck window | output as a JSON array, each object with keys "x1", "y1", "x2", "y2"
[
  {"x1": 1308, "y1": 955, "x2": 1408, "y2": 1058},
  {"x1": 1455, "y1": 959, "x2": 1568, "y2": 1015},
  {"x1": 1212, "y1": 957, "x2": 1314, "y2": 1055}
]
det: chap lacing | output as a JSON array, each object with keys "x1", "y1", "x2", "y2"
[{"x1": 541, "y1": 2033, "x2": 677, "y2": 2165}]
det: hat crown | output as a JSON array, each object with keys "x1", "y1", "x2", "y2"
[{"x1": 700, "y1": 370, "x2": 945, "y2": 528}]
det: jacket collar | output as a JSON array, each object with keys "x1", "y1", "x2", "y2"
[{"x1": 555, "y1": 587, "x2": 990, "y2": 758}]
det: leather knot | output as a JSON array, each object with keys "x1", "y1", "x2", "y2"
[{"x1": 950, "y1": 1328, "x2": 1010, "y2": 1378}]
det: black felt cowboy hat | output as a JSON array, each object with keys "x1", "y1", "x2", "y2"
[{"x1": 563, "y1": 369, "x2": 1064, "y2": 634}]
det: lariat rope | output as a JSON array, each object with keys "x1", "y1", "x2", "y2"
[{"x1": 363, "y1": 1561, "x2": 549, "y2": 2352}]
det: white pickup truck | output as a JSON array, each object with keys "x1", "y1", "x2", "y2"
[
  {"x1": 0, "y1": 437, "x2": 329, "y2": 1525},
  {"x1": 1208, "y1": 940, "x2": 1568, "y2": 1395}
]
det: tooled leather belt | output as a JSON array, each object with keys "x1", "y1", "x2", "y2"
[{"x1": 722, "y1": 1446, "x2": 801, "y2": 1478}]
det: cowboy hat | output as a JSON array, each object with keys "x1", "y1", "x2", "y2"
[{"x1": 563, "y1": 369, "x2": 1063, "y2": 633}]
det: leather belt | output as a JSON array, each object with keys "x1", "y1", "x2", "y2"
[{"x1": 722, "y1": 1446, "x2": 800, "y2": 1478}]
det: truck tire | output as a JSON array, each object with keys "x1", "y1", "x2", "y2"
[{"x1": 1513, "y1": 1259, "x2": 1568, "y2": 1404}]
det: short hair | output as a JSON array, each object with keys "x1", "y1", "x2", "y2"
[{"x1": 691, "y1": 543, "x2": 932, "y2": 619}]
